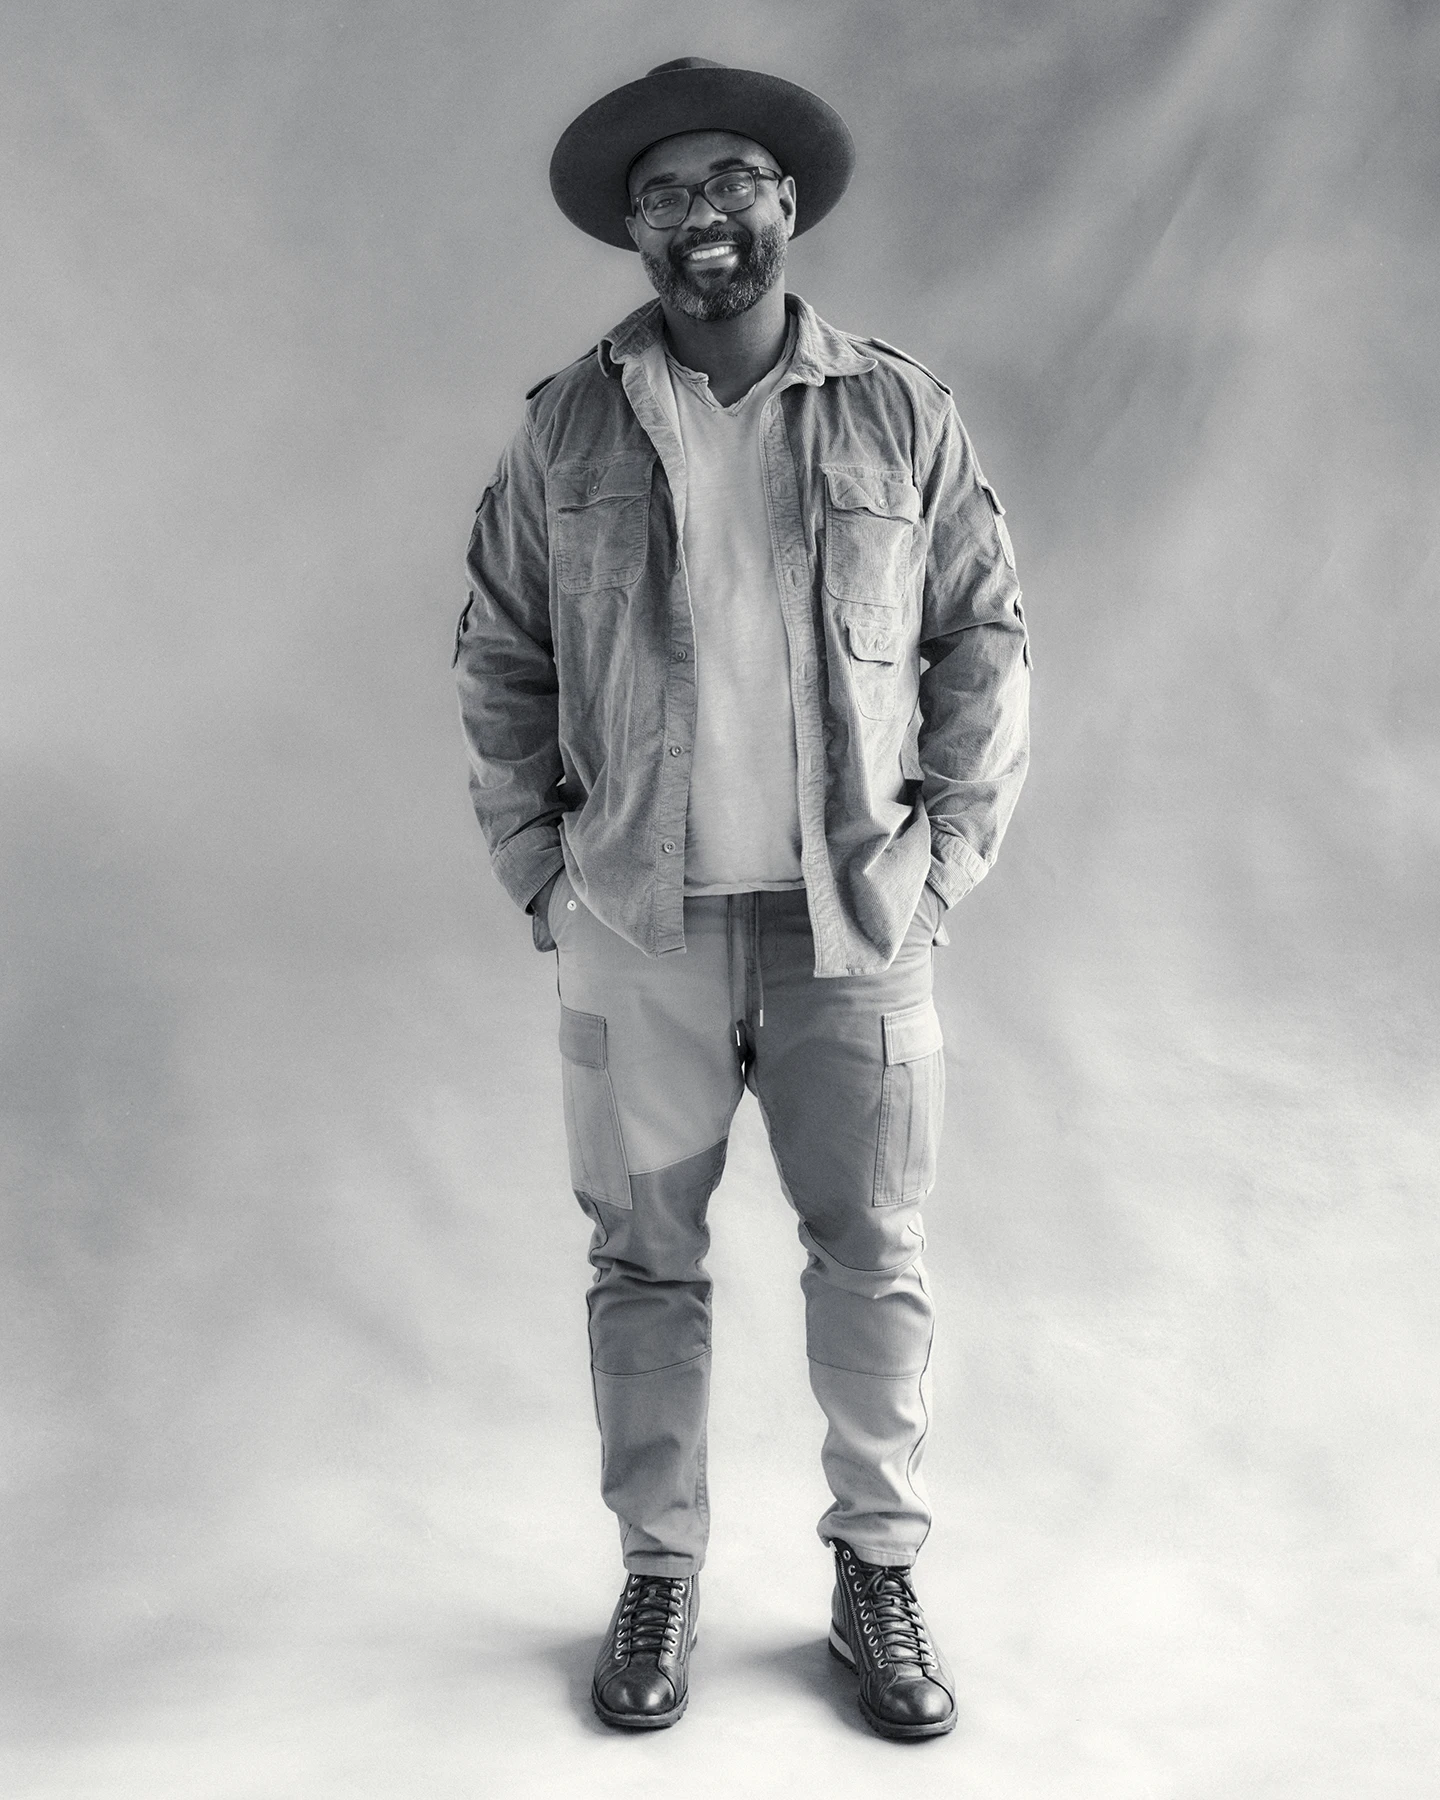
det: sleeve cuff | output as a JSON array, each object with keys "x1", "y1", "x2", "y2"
[
  {"x1": 927, "y1": 833, "x2": 988, "y2": 911},
  {"x1": 492, "y1": 823, "x2": 566, "y2": 915}
]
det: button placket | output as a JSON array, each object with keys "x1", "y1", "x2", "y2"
[
  {"x1": 760, "y1": 401, "x2": 832, "y2": 949},
  {"x1": 617, "y1": 350, "x2": 696, "y2": 953}
]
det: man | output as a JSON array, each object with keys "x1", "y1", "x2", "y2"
[{"x1": 453, "y1": 58, "x2": 1029, "y2": 1740}]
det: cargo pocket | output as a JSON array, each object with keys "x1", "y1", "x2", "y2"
[
  {"x1": 559, "y1": 1005, "x2": 632, "y2": 1209},
  {"x1": 873, "y1": 999, "x2": 945, "y2": 1206}
]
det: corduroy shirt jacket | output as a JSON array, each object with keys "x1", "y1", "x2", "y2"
[{"x1": 454, "y1": 293, "x2": 1030, "y2": 977}]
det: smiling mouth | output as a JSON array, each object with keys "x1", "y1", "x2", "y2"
[{"x1": 682, "y1": 242, "x2": 740, "y2": 265}]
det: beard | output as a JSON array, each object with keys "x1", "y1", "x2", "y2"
[{"x1": 639, "y1": 219, "x2": 789, "y2": 322}]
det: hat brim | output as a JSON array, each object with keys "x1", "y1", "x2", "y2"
[{"x1": 550, "y1": 64, "x2": 855, "y2": 250}]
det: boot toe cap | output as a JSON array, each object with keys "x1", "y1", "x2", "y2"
[
  {"x1": 597, "y1": 1669, "x2": 678, "y2": 1718},
  {"x1": 879, "y1": 1676, "x2": 954, "y2": 1727}
]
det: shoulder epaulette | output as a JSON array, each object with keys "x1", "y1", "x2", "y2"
[
  {"x1": 856, "y1": 335, "x2": 953, "y2": 397},
  {"x1": 525, "y1": 347, "x2": 599, "y2": 401}
]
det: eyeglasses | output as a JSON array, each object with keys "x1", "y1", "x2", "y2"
[{"x1": 632, "y1": 166, "x2": 782, "y2": 230}]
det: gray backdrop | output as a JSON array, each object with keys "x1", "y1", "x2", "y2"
[{"x1": 3, "y1": 2, "x2": 1436, "y2": 1795}]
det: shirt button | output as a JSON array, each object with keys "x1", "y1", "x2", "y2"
[
  {"x1": 673, "y1": 648, "x2": 688, "y2": 661},
  {"x1": 661, "y1": 840, "x2": 677, "y2": 854},
  {"x1": 668, "y1": 744, "x2": 684, "y2": 756}
]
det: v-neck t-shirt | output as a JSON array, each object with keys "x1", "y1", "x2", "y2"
[{"x1": 646, "y1": 324, "x2": 805, "y2": 895}]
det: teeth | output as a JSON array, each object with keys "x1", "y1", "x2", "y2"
[{"x1": 686, "y1": 244, "x2": 737, "y2": 261}]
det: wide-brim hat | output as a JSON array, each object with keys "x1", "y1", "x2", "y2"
[{"x1": 550, "y1": 57, "x2": 855, "y2": 251}]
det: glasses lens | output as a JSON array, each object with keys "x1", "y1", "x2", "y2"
[
  {"x1": 640, "y1": 188, "x2": 688, "y2": 227},
  {"x1": 637, "y1": 170, "x2": 764, "y2": 227},
  {"x1": 703, "y1": 170, "x2": 756, "y2": 212}
]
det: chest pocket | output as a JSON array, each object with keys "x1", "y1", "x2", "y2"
[
  {"x1": 822, "y1": 467, "x2": 921, "y2": 607},
  {"x1": 551, "y1": 458, "x2": 653, "y2": 593}
]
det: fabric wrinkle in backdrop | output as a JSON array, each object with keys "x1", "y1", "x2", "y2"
[{"x1": 1, "y1": 2, "x2": 1437, "y2": 1796}]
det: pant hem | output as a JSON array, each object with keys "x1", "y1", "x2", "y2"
[
  {"x1": 819, "y1": 1531, "x2": 919, "y2": 1569},
  {"x1": 621, "y1": 1552, "x2": 703, "y2": 1577}
]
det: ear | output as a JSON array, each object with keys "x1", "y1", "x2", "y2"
[
  {"x1": 624, "y1": 212, "x2": 639, "y2": 248},
  {"x1": 777, "y1": 174, "x2": 798, "y2": 240}
]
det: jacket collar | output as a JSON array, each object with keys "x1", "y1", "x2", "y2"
[{"x1": 598, "y1": 292, "x2": 875, "y2": 385}]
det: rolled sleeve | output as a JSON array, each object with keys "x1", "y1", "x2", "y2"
[
  {"x1": 916, "y1": 405, "x2": 1031, "y2": 907},
  {"x1": 453, "y1": 418, "x2": 567, "y2": 914}
]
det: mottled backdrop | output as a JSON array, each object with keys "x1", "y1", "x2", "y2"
[{"x1": 2, "y1": 2, "x2": 1436, "y2": 1795}]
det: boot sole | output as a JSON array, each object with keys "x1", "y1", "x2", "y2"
[
  {"x1": 828, "y1": 1626, "x2": 957, "y2": 1741},
  {"x1": 591, "y1": 1631, "x2": 698, "y2": 1731}
]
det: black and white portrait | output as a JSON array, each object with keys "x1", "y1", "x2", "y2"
[{"x1": 3, "y1": 3, "x2": 1435, "y2": 1795}]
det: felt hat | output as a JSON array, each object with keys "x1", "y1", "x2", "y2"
[{"x1": 549, "y1": 56, "x2": 855, "y2": 250}]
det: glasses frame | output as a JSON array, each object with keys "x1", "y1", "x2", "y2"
[{"x1": 631, "y1": 166, "x2": 783, "y2": 230}]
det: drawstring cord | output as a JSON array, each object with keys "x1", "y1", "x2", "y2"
[
  {"x1": 728, "y1": 896, "x2": 742, "y2": 1057},
  {"x1": 752, "y1": 891, "x2": 765, "y2": 1028},
  {"x1": 729, "y1": 894, "x2": 766, "y2": 1053}
]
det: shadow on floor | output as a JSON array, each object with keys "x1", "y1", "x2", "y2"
[
  {"x1": 750, "y1": 1635, "x2": 873, "y2": 1736},
  {"x1": 752, "y1": 1635, "x2": 965, "y2": 1748},
  {"x1": 536, "y1": 1633, "x2": 613, "y2": 1734}
]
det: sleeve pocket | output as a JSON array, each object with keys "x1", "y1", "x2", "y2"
[{"x1": 979, "y1": 478, "x2": 1016, "y2": 572}]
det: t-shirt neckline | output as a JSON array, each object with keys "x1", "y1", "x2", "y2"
[{"x1": 665, "y1": 315, "x2": 798, "y2": 415}]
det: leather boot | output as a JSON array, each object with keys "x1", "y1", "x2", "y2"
[
  {"x1": 591, "y1": 1572, "x2": 698, "y2": 1730},
  {"x1": 828, "y1": 1540, "x2": 957, "y2": 1739}
]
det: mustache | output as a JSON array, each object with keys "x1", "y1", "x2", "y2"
[
  {"x1": 639, "y1": 216, "x2": 786, "y2": 322},
  {"x1": 669, "y1": 223, "x2": 754, "y2": 266}
]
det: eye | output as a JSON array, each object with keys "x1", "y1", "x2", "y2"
[{"x1": 642, "y1": 189, "x2": 686, "y2": 220}]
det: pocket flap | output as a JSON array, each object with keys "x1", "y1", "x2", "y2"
[
  {"x1": 552, "y1": 458, "x2": 653, "y2": 510},
  {"x1": 560, "y1": 1005, "x2": 608, "y2": 1068},
  {"x1": 846, "y1": 619, "x2": 900, "y2": 663},
  {"x1": 823, "y1": 468, "x2": 922, "y2": 523},
  {"x1": 883, "y1": 999, "x2": 944, "y2": 1065}
]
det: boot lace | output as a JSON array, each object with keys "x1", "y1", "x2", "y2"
[
  {"x1": 613, "y1": 1574, "x2": 688, "y2": 1663},
  {"x1": 842, "y1": 1549, "x2": 937, "y2": 1671}
]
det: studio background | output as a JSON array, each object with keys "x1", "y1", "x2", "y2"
[{"x1": 2, "y1": 2, "x2": 1436, "y2": 1795}]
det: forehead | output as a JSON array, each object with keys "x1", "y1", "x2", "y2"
[{"x1": 628, "y1": 129, "x2": 779, "y2": 194}]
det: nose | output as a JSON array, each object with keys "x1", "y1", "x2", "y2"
[{"x1": 681, "y1": 189, "x2": 727, "y2": 228}]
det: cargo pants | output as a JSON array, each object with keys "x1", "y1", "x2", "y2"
[{"x1": 548, "y1": 872, "x2": 947, "y2": 1577}]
